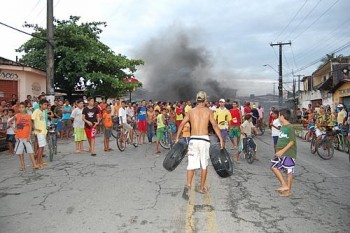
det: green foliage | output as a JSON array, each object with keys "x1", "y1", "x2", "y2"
[{"x1": 17, "y1": 16, "x2": 144, "y2": 98}]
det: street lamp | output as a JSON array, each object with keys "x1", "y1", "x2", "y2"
[{"x1": 263, "y1": 64, "x2": 279, "y2": 74}]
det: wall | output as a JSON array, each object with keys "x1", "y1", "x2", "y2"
[
  {"x1": 0, "y1": 65, "x2": 46, "y2": 101},
  {"x1": 333, "y1": 82, "x2": 350, "y2": 106}
]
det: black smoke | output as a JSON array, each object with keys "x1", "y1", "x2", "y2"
[{"x1": 136, "y1": 26, "x2": 238, "y2": 102}]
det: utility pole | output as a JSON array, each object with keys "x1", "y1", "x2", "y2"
[
  {"x1": 293, "y1": 74, "x2": 304, "y2": 93},
  {"x1": 270, "y1": 41, "x2": 291, "y2": 108},
  {"x1": 46, "y1": 0, "x2": 54, "y2": 101}
]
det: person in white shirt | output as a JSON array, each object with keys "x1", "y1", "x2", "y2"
[
  {"x1": 270, "y1": 110, "x2": 281, "y2": 152},
  {"x1": 119, "y1": 101, "x2": 134, "y2": 144}
]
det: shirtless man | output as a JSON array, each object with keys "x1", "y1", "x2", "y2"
[{"x1": 176, "y1": 91, "x2": 224, "y2": 198}]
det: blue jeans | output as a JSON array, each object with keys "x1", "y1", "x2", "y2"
[{"x1": 147, "y1": 122, "x2": 154, "y2": 142}]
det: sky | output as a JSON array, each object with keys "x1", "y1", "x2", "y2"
[{"x1": 1, "y1": 0, "x2": 350, "y2": 97}]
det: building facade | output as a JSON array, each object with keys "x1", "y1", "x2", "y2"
[{"x1": 0, "y1": 57, "x2": 46, "y2": 101}]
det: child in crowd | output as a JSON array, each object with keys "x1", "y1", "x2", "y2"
[
  {"x1": 103, "y1": 105, "x2": 113, "y2": 152},
  {"x1": 155, "y1": 109, "x2": 166, "y2": 155},
  {"x1": 234, "y1": 115, "x2": 259, "y2": 161},
  {"x1": 6, "y1": 109, "x2": 16, "y2": 155},
  {"x1": 82, "y1": 97, "x2": 100, "y2": 156},
  {"x1": 271, "y1": 109, "x2": 297, "y2": 197},
  {"x1": 270, "y1": 110, "x2": 281, "y2": 153},
  {"x1": 182, "y1": 122, "x2": 191, "y2": 144},
  {"x1": 32, "y1": 99, "x2": 49, "y2": 167},
  {"x1": 71, "y1": 99, "x2": 86, "y2": 153},
  {"x1": 9, "y1": 102, "x2": 39, "y2": 171}
]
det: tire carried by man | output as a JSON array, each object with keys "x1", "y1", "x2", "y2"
[
  {"x1": 163, "y1": 140, "x2": 188, "y2": 171},
  {"x1": 209, "y1": 143, "x2": 234, "y2": 178}
]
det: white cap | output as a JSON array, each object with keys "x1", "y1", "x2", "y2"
[
  {"x1": 219, "y1": 99, "x2": 225, "y2": 103},
  {"x1": 337, "y1": 104, "x2": 344, "y2": 108}
]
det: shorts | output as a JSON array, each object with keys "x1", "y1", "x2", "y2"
[
  {"x1": 273, "y1": 136, "x2": 279, "y2": 145},
  {"x1": 229, "y1": 126, "x2": 241, "y2": 138},
  {"x1": 15, "y1": 139, "x2": 34, "y2": 154},
  {"x1": 62, "y1": 119, "x2": 72, "y2": 131},
  {"x1": 169, "y1": 122, "x2": 177, "y2": 133},
  {"x1": 104, "y1": 127, "x2": 112, "y2": 138},
  {"x1": 55, "y1": 119, "x2": 63, "y2": 132},
  {"x1": 74, "y1": 128, "x2": 87, "y2": 142},
  {"x1": 36, "y1": 134, "x2": 47, "y2": 147},
  {"x1": 187, "y1": 135, "x2": 210, "y2": 170},
  {"x1": 85, "y1": 127, "x2": 97, "y2": 139},
  {"x1": 217, "y1": 129, "x2": 227, "y2": 142},
  {"x1": 156, "y1": 127, "x2": 166, "y2": 141},
  {"x1": 138, "y1": 120, "x2": 147, "y2": 132},
  {"x1": 122, "y1": 123, "x2": 133, "y2": 131},
  {"x1": 315, "y1": 129, "x2": 326, "y2": 137},
  {"x1": 271, "y1": 156, "x2": 296, "y2": 174},
  {"x1": 6, "y1": 134, "x2": 16, "y2": 143}
]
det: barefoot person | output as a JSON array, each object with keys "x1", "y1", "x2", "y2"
[
  {"x1": 9, "y1": 102, "x2": 39, "y2": 171},
  {"x1": 271, "y1": 109, "x2": 297, "y2": 197},
  {"x1": 176, "y1": 91, "x2": 224, "y2": 198},
  {"x1": 82, "y1": 97, "x2": 100, "y2": 156}
]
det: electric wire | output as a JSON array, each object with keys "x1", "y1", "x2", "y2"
[
  {"x1": 0, "y1": 21, "x2": 49, "y2": 43},
  {"x1": 283, "y1": 0, "x2": 322, "y2": 41},
  {"x1": 275, "y1": 0, "x2": 309, "y2": 41},
  {"x1": 292, "y1": 0, "x2": 340, "y2": 41}
]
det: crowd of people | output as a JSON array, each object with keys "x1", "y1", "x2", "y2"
[{"x1": 1, "y1": 91, "x2": 300, "y2": 197}]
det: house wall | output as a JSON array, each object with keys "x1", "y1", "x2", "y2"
[{"x1": 333, "y1": 82, "x2": 350, "y2": 106}]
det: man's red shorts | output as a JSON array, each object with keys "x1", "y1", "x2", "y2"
[
  {"x1": 84, "y1": 127, "x2": 96, "y2": 139},
  {"x1": 138, "y1": 120, "x2": 147, "y2": 132}
]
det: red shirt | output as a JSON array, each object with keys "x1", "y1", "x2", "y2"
[
  {"x1": 269, "y1": 112, "x2": 274, "y2": 125},
  {"x1": 229, "y1": 108, "x2": 241, "y2": 127},
  {"x1": 244, "y1": 106, "x2": 251, "y2": 115}
]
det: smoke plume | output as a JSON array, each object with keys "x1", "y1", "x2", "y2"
[{"x1": 136, "y1": 26, "x2": 238, "y2": 102}]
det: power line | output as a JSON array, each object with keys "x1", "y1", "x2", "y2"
[
  {"x1": 283, "y1": 0, "x2": 322, "y2": 41},
  {"x1": 0, "y1": 21, "x2": 48, "y2": 43},
  {"x1": 292, "y1": 0, "x2": 340, "y2": 41},
  {"x1": 275, "y1": 0, "x2": 308, "y2": 41},
  {"x1": 25, "y1": 0, "x2": 42, "y2": 20},
  {"x1": 286, "y1": 41, "x2": 350, "y2": 75}
]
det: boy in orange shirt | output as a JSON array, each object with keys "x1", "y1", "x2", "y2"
[
  {"x1": 182, "y1": 122, "x2": 191, "y2": 144},
  {"x1": 9, "y1": 102, "x2": 39, "y2": 171},
  {"x1": 103, "y1": 105, "x2": 113, "y2": 151}
]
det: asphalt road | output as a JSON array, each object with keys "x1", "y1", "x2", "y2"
[{"x1": 0, "y1": 131, "x2": 349, "y2": 233}]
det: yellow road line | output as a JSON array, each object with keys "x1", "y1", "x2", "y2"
[
  {"x1": 204, "y1": 188, "x2": 218, "y2": 233},
  {"x1": 185, "y1": 185, "x2": 196, "y2": 233}
]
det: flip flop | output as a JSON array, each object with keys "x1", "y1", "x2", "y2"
[
  {"x1": 32, "y1": 166, "x2": 40, "y2": 170},
  {"x1": 182, "y1": 186, "x2": 190, "y2": 200},
  {"x1": 275, "y1": 187, "x2": 289, "y2": 193},
  {"x1": 279, "y1": 191, "x2": 291, "y2": 197},
  {"x1": 199, "y1": 187, "x2": 209, "y2": 194}
]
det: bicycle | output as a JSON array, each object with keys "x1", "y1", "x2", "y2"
[
  {"x1": 47, "y1": 122, "x2": 58, "y2": 162},
  {"x1": 312, "y1": 131, "x2": 334, "y2": 160},
  {"x1": 160, "y1": 123, "x2": 174, "y2": 150},
  {"x1": 243, "y1": 133, "x2": 257, "y2": 164},
  {"x1": 116, "y1": 123, "x2": 139, "y2": 152},
  {"x1": 332, "y1": 126, "x2": 349, "y2": 153},
  {"x1": 111, "y1": 118, "x2": 120, "y2": 139}
]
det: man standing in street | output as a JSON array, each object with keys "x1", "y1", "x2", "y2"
[
  {"x1": 214, "y1": 99, "x2": 231, "y2": 146},
  {"x1": 176, "y1": 91, "x2": 224, "y2": 199}
]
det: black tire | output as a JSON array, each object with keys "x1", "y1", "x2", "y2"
[
  {"x1": 163, "y1": 141, "x2": 188, "y2": 171},
  {"x1": 333, "y1": 136, "x2": 340, "y2": 150},
  {"x1": 209, "y1": 144, "x2": 234, "y2": 178},
  {"x1": 111, "y1": 125, "x2": 119, "y2": 139},
  {"x1": 132, "y1": 129, "x2": 139, "y2": 147},
  {"x1": 49, "y1": 136, "x2": 54, "y2": 162},
  {"x1": 316, "y1": 140, "x2": 334, "y2": 160},
  {"x1": 116, "y1": 134, "x2": 126, "y2": 152},
  {"x1": 245, "y1": 147, "x2": 254, "y2": 164},
  {"x1": 53, "y1": 134, "x2": 57, "y2": 155},
  {"x1": 310, "y1": 138, "x2": 316, "y2": 154}
]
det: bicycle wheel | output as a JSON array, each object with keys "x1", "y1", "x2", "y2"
[
  {"x1": 310, "y1": 137, "x2": 316, "y2": 154},
  {"x1": 49, "y1": 135, "x2": 54, "y2": 162},
  {"x1": 111, "y1": 125, "x2": 119, "y2": 139},
  {"x1": 53, "y1": 134, "x2": 57, "y2": 155},
  {"x1": 316, "y1": 139, "x2": 334, "y2": 160},
  {"x1": 116, "y1": 133, "x2": 126, "y2": 151},
  {"x1": 160, "y1": 131, "x2": 171, "y2": 149},
  {"x1": 245, "y1": 147, "x2": 254, "y2": 164},
  {"x1": 132, "y1": 129, "x2": 139, "y2": 147},
  {"x1": 333, "y1": 135, "x2": 340, "y2": 150}
]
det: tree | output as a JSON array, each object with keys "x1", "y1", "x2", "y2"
[
  {"x1": 16, "y1": 16, "x2": 144, "y2": 99},
  {"x1": 319, "y1": 53, "x2": 343, "y2": 68}
]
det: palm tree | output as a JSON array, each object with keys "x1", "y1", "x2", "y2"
[{"x1": 318, "y1": 53, "x2": 343, "y2": 68}]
